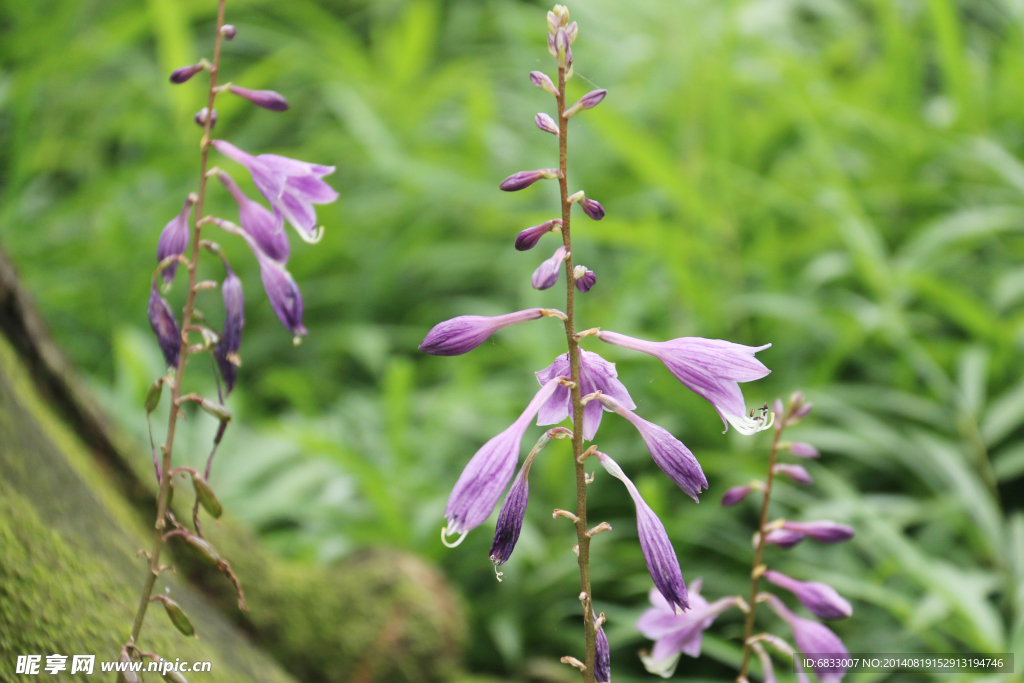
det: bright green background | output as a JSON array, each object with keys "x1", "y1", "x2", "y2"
[{"x1": 3, "y1": 0, "x2": 1024, "y2": 680}]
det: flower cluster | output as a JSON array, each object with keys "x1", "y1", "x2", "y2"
[{"x1": 419, "y1": 5, "x2": 773, "y2": 680}]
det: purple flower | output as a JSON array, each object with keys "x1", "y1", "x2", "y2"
[
  {"x1": 530, "y1": 71, "x2": 558, "y2": 96},
  {"x1": 443, "y1": 377, "x2": 564, "y2": 544},
  {"x1": 565, "y1": 89, "x2": 607, "y2": 118},
  {"x1": 148, "y1": 279, "x2": 180, "y2": 369},
  {"x1": 532, "y1": 245, "x2": 568, "y2": 290},
  {"x1": 763, "y1": 570, "x2": 852, "y2": 620},
  {"x1": 228, "y1": 85, "x2": 289, "y2": 112},
  {"x1": 211, "y1": 140, "x2": 338, "y2": 243},
  {"x1": 774, "y1": 463, "x2": 813, "y2": 484},
  {"x1": 597, "y1": 330, "x2": 772, "y2": 434},
  {"x1": 568, "y1": 191, "x2": 606, "y2": 220},
  {"x1": 535, "y1": 112, "x2": 559, "y2": 136},
  {"x1": 573, "y1": 266, "x2": 596, "y2": 293},
  {"x1": 788, "y1": 442, "x2": 820, "y2": 458},
  {"x1": 489, "y1": 434, "x2": 548, "y2": 565},
  {"x1": 721, "y1": 484, "x2": 753, "y2": 506},
  {"x1": 767, "y1": 595, "x2": 849, "y2": 683},
  {"x1": 170, "y1": 64, "x2": 203, "y2": 84},
  {"x1": 419, "y1": 308, "x2": 545, "y2": 356},
  {"x1": 595, "y1": 615, "x2": 611, "y2": 683},
  {"x1": 194, "y1": 107, "x2": 217, "y2": 129},
  {"x1": 235, "y1": 230, "x2": 306, "y2": 338},
  {"x1": 218, "y1": 170, "x2": 290, "y2": 263},
  {"x1": 636, "y1": 579, "x2": 742, "y2": 677},
  {"x1": 536, "y1": 349, "x2": 635, "y2": 441},
  {"x1": 598, "y1": 394, "x2": 707, "y2": 500},
  {"x1": 784, "y1": 520, "x2": 855, "y2": 544},
  {"x1": 499, "y1": 168, "x2": 559, "y2": 192},
  {"x1": 221, "y1": 24, "x2": 236, "y2": 40},
  {"x1": 214, "y1": 266, "x2": 244, "y2": 394},
  {"x1": 764, "y1": 528, "x2": 806, "y2": 549},
  {"x1": 157, "y1": 194, "x2": 195, "y2": 283},
  {"x1": 598, "y1": 453, "x2": 688, "y2": 612},
  {"x1": 515, "y1": 219, "x2": 561, "y2": 251}
]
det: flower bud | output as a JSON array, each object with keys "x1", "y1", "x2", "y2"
[
  {"x1": 420, "y1": 309, "x2": 545, "y2": 356},
  {"x1": 221, "y1": 24, "x2": 236, "y2": 40},
  {"x1": 763, "y1": 570, "x2": 853, "y2": 620},
  {"x1": 721, "y1": 484, "x2": 752, "y2": 506},
  {"x1": 580, "y1": 196, "x2": 605, "y2": 220},
  {"x1": 499, "y1": 168, "x2": 558, "y2": 191},
  {"x1": 787, "y1": 442, "x2": 820, "y2": 458},
  {"x1": 145, "y1": 380, "x2": 163, "y2": 414},
  {"x1": 783, "y1": 520, "x2": 855, "y2": 544},
  {"x1": 530, "y1": 71, "x2": 559, "y2": 96},
  {"x1": 532, "y1": 246, "x2": 568, "y2": 290},
  {"x1": 546, "y1": 11, "x2": 559, "y2": 36},
  {"x1": 552, "y1": 4, "x2": 570, "y2": 26},
  {"x1": 535, "y1": 112, "x2": 559, "y2": 135},
  {"x1": 515, "y1": 219, "x2": 561, "y2": 251},
  {"x1": 573, "y1": 266, "x2": 596, "y2": 293},
  {"x1": 791, "y1": 401, "x2": 814, "y2": 420},
  {"x1": 763, "y1": 528, "x2": 805, "y2": 549},
  {"x1": 157, "y1": 194, "x2": 196, "y2": 283},
  {"x1": 565, "y1": 89, "x2": 607, "y2": 118},
  {"x1": 183, "y1": 533, "x2": 222, "y2": 566},
  {"x1": 566, "y1": 21, "x2": 578, "y2": 44},
  {"x1": 547, "y1": 32, "x2": 557, "y2": 57},
  {"x1": 120, "y1": 652, "x2": 138, "y2": 683},
  {"x1": 163, "y1": 668, "x2": 189, "y2": 683},
  {"x1": 773, "y1": 463, "x2": 813, "y2": 484},
  {"x1": 148, "y1": 280, "x2": 181, "y2": 369},
  {"x1": 191, "y1": 473, "x2": 223, "y2": 518},
  {"x1": 228, "y1": 85, "x2": 289, "y2": 112},
  {"x1": 170, "y1": 64, "x2": 203, "y2": 84},
  {"x1": 194, "y1": 107, "x2": 217, "y2": 129},
  {"x1": 489, "y1": 457, "x2": 533, "y2": 566},
  {"x1": 555, "y1": 29, "x2": 570, "y2": 64},
  {"x1": 198, "y1": 398, "x2": 231, "y2": 422},
  {"x1": 215, "y1": 265, "x2": 244, "y2": 393},
  {"x1": 158, "y1": 596, "x2": 195, "y2": 636}
]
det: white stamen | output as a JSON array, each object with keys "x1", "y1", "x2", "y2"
[{"x1": 440, "y1": 525, "x2": 468, "y2": 548}]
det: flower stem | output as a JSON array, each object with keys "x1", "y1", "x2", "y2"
[
  {"x1": 737, "y1": 418, "x2": 785, "y2": 680},
  {"x1": 126, "y1": 0, "x2": 227, "y2": 649},
  {"x1": 557, "y1": 63, "x2": 597, "y2": 683}
]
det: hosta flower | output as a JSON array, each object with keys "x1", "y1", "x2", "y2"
[
  {"x1": 568, "y1": 191, "x2": 605, "y2": 220},
  {"x1": 214, "y1": 266, "x2": 244, "y2": 393},
  {"x1": 235, "y1": 230, "x2": 306, "y2": 338},
  {"x1": 515, "y1": 219, "x2": 561, "y2": 251},
  {"x1": 784, "y1": 520, "x2": 855, "y2": 544},
  {"x1": 148, "y1": 279, "x2": 180, "y2": 368},
  {"x1": 536, "y1": 349, "x2": 634, "y2": 441},
  {"x1": 530, "y1": 71, "x2": 558, "y2": 96},
  {"x1": 535, "y1": 112, "x2": 559, "y2": 135},
  {"x1": 764, "y1": 528, "x2": 806, "y2": 549},
  {"x1": 763, "y1": 570, "x2": 852, "y2": 620},
  {"x1": 532, "y1": 245, "x2": 568, "y2": 290},
  {"x1": 788, "y1": 442, "x2": 820, "y2": 458},
  {"x1": 766, "y1": 595, "x2": 849, "y2": 683},
  {"x1": 170, "y1": 64, "x2": 203, "y2": 84},
  {"x1": 721, "y1": 484, "x2": 753, "y2": 507},
  {"x1": 212, "y1": 140, "x2": 338, "y2": 243},
  {"x1": 489, "y1": 432, "x2": 551, "y2": 565},
  {"x1": 228, "y1": 85, "x2": 288, "y2": 112},
  {"x1": 499, "y1": 168, "x2": 560, "y2": 192},
  {"x1": 443, "y1": 377, "x2": 564, "y2": 545},
  {"x1": 597, "y1": 330, "x2": 772, "y2": 434},
  {"x1": 573, "y1": 266, "x2": 596, "y2": 293},
  {"x1": 157, "y1": 194, "x2": 196, "y2": 283},
  {"x1": 218, "y1": 171, "x2": 290, "y2": 263},
  {"x1": 598, "y1": 394, "x2": 707, "y2": 500},
  {"x1": 565, "y1": 89, "x2": 606, "y2": 118},
  {"x1": 420, "y1": 308, "x2": 545, "y2": 356},
  {"x1": 636, "y1": 579, "x2": 743, "y2": 677},
  {"x1": 773, "y1": 463, "x2": 813, "y2": 484}
]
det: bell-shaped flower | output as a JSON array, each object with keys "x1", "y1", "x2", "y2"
[
  {"x1": 515, "y1": 219, "x2": 561, "y2": 251},
  {"x1": 420, "y1": 308, "x2": 545, "y2": 356},
  {"x1": 573, "y1": 265, "x2": 596, "y2": 293},
  {"x1": 444, "y1": 377, "x2": 564, "y2": 545},
  {"x1": 766, "y1": 595, "x2": 849, "y2": 683},
  {"x1": 598, "y1": 452, "x2": 688, "y2": 612},
  {"x1": 597, "y1": 330, "x2": 772, "y2": 434},
  {"x1": 214, "y1": 266, "x2": 244, "y2": 393},
  {"x1": 157, "y1": 194, "x2": 196, "y2": 283},
  {"x1": 228, "y1": 85, "x2": 289, "y2": 112},
  {"x1": 211, "y1": 140, "x2": 338, "y2": 243},
  {"x1": 636, "y1": 579, "x2": 743, "y2": 677},
  {"x1": 170, "y1": 64, "x2": 203, "y2": 84},
  {"x1": 533, "y1": 245, "x2": 568, "y2": 290},
  {"x1": 784, "y1": 520, "x2": 855, "y2": 544},
  {"x1": 535, "y1": 112, "x2": 559, "y2": 136},
  {"x1": 489, "y1": 432, "x2": 551, "y2": 565},
  {"x1": 499, "y1": 168, "x2": 560, "y2": 192},
  {"x1": 595, "y1": 614, "x2": 611, "y2": 683},
  {"x1": 148, "y1": 279, "x2": 180, "y2": 369},
  {"x1": 721, "y1": 484, "x2": 753, "y2": 507},
  {"x1": 598, "y1": 394, "x2": 707, "y2": 500},
  {"x1": 218, "y1": 170, "x2": 290, "y2": 263},
  {"x1": 763, "y1": 570, "x2": 852, "y2": 620},
  {"x1": 774, "y1": 463, "x2": 813, "y2": 484},
  {"x1": 530, "y1": 71, "x2": 559, "y2": 96},
  {"x1": 536, "y1": 349, "x2": 634, "y2": 441}
]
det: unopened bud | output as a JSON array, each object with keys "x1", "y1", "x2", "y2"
[
  {"x1": 120, "y1": 652, "x2": 139, "y2": 683},
  {"x1": 530, "y1": 71, "x2": 559, "y2": 96},
  {"x1": 145, "y1": 380, "x2": 164, "y2": 414},
  {"x1": 163, "y1": 669, "x2": 189, "y2": 683},
  {"x1": 228, "y1": 85, "x2": 289, "y2": 112},
  {"x1": 573, "y1": 266, "x2": 596, "y2": 293},
  {"x1": 547, "y1": 11, "x2": 559, "y2": 36},
  {"x1": 515, "y1": 219, "x2": 561, "y2": 251},
  {"x1": 773, "y1": 463, "x2": 813, "y2": 484},
  {"x1": 555, "y1": 29, "x2": 570, "y2": 65},
  {"x1": 191, "y1": 474, "x2": 223, "y2": 518},
  {"x1": 199, "y1": 398, "x2": 231, "y2": 422},
  {"x1": 535, "y1": 112, "x2": 559, "y2": 136},
  {"x1": 170, "y1": 64, "x2": 203, "y2": 84},
  {"x1": 220, "y1": 24, "x2": 236, "y2": 40},
  {"x1": 565, "y1": 89, "x2": 607, "y2": 118},
  {"x1": 547, "y1": 32, "x2": 557, "y2": 57},
  {"x1": 579, "y1": 196, "x2": 605, "y2": 220},
  {"x1": 552, "y1": 5, "x2": 570, "y2": 26},
  {"x1": 194, "y1": 107, "x2": 217, "y2": 129},
  {"x1": 566, "y1": 21, "x2": 578, "y2": 44},
  {"x1": 787, "y1": 442, "x2": 820, "y2": 458},
  {"x1": 183, "y1": 533, "x2": 222, "y2": 566},
  {"x1": 158, "y1": 596, "x2": 195, "y2": 636},
  {"x1": 500, "y1": 168, "x2": 559, "y2": 191},
  {"x1": 721, "y1": 484, "x2": 752, "y2": 506}
]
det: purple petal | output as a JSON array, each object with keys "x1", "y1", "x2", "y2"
[
  {"x1": 768, "y1": 596, "x2": 849, "y2": 683},
  {"x1": 574, "y1": 268, "x2": 596, "y2": 292},
  {"x1": 148, "y1": 280, "x2": 180, "y2": 368},
  {"x1": 535, "y1": 349, "x2": 635, "y2": 441},
  {"x1": 532, "y1": 245, "x2": 567, "y2": 290},
  {"x1": 595, "y1": 617, "x2": 611, "y2": 683},
  {"x1": 214, "y1": 267, "x2": 244, "y2": 393},
  {"x1": 419, "y1": 309, "x2": 544, "y2": 356},
  {"x1": 489, "y1": 458, "x2": 531, "y2": 565},
  {"x1": 156, "y1": 195, "x2": 194, "y2": 283},
  {"x1": 218, "y1": 171, "x2": 290, "y2": 263},
  {"x1": 580, "y1": 197, "x2": 605, "y2": 220}
]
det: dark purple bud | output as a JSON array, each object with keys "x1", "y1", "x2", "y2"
[
  {"x1": 194, "y1": 107, "x2": 217, "y2": 129},
  {"x1": 148, "y1": 279, "x2": 181, "y2": 368},
  {"x1": 228, "y1": 85, "x2": 289, "y2": 112},
  {"x1": 221, "y1": 24, "x2": 236, "y2": 40},
  {"x1": 214, "y1": 267, "x2": 244, "y2": 393},
  {"x1": 764, "y1": 570, "x2": 852, "y2": 620},
  {"x1": 420, "y1": 308, "x2": 544, "y2": 356},
  {"x1": 259, "y1": 256, "x2": 305, "y2": 338},
  {"x1": 784, "y1": 520, "x2": 855, "y2": 544},
  {"x1": 721, "y1": 484, "x2": 752, "y2": 506},
  {"x1": 489, "y1": 441, "x2": 544, "y2": 565},
  {"x1": 170, "y1": 64, "x2": 203, "y2": 84},
  {"x1": 764, "y1": 528, "x2": 806, "y2": 549},
  {"x1": 532, "y1": 246, "x2": 567, "y2": 290},
  {"x1": 515, "y1": 219, "x2": 561, "y2": 251},
  {"x1": 157, "y1": 194, "x2": 196, "y2": 283},
  {"x1": 573, "y1": 266, "x2": 596, "y2": 293},
  {"x1": 499, "y1": 168, "x2": 559, "y2": 191},
  {"x1": 774, "y1": 463, "x2": 813, "y2": 484},
  {"x1": 535, "y1": 112, "x2": 559, "y2": 135},
  {"x1": 788, "y1": 442, "x2": 820, "y2": 458},
  {"x1": 565, "y1": 89, "x2": 607, "y2": 118},
  {"x1": 530, "y1": 71, "x2": 558, "y2": 96},
  {"x1": 595, "y1": 615, "x2": 611, "y2": 683},
  {"x1": 580, "y1": 196, "x2": 605, "y2": 220}
]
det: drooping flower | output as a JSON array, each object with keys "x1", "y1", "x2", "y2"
[
  {"x1": 536, "y1": 349, "x2": 634, "y2": 441},
  {"x1": 565, "y1": 89, "x2": 607, "y2": 118},
  {"x1": 532, "y1": 245, "x2": 568, "y2": 290},
  {"x1": 489, "y1": 432, "x2": 551, "y2": 565},
  {"x1": 211, "y1": 140, "x2": 338, "y2": 243},
  {"x1": 233, "y1": 230, "x2": 306, "y2": 338},
  {"x1": 773, "y1": 463, "x2": 813, "y2": 484},
  {"x1": 597, "y1": 330, "x2": 772, "y2": 434},
  {"x1": 148, "y1": 278, "x2": 180, "y2": 369},
  {"x1": 443, "y1": 377, "x2": 564, "y2": 545},
  {"x1": 788, "y1": 442, "x2": 820, "y2": 458},
  {"x1": 419, "y1": 309, "x2": 545, "y2": 356},
  {"x1": 763, "y1": 570, "x2": 852, "y2": 620},
  {"x1": 766, "y1": 595, "x2": 849, "y2": 683},
  {"x1": 636, "y1": 579, "x2": 742, "y2": 677},
  {"x1": 721, "y1": 484, "x2": 752, "y2": 507},
  {"x1": 535, "y1": 112, "x2": 559, "y2": 136},
  {"x1": 228, "y1": 85, "x2": 289, "y2": 111},
  {"x1": 598, "y1": 452, "x2": 688, "y2": 612},
  {"x1": 157, "y1": 194, "x2": 196, "y2": 283},
  {"x1": 170, "y1": 64, "x2": 203, "y2": 84},
  {"x1": 499, "y1": 168, "x2": 560, "y2": 192},
  {"x1": 515, "y1": 219, "x2": 561, "y2": 251},
  {"x1": 573, "y1": 265, "x2": 596, "y2": 293},
  {"x1": 214, "y1": 266, "x2": 244, "y2": 393},
  {"x1": 595, "y1": 614, "x2": 611, "y2": 683},
  {"x1": 218, "y1": 170, "x2": 290, "y2": 263},
  {"x1": 783, "y1": 520, "x2": 855, "y2": 544},
  {"x1": 597, "y1": 394, "x2": 707, "y2": 500}
]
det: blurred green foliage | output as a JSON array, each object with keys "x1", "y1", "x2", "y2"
[{"x1": 4, "y1": 0, "x2": 1024, "y2": 680}]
